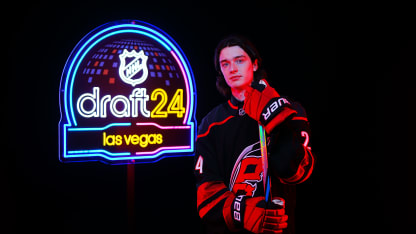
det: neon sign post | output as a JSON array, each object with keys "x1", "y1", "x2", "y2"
[{"x1": 59, "y1": 20, "x2": 196, "y2": 164}]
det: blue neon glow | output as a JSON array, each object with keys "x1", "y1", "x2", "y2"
[
  {"x1": 67, "y1": 149, "x2": 131, "y2": 157},
  {"x1": 59, "y1": 20, "x2": 196, "y2": 164},
  {"x1": 64, "y1": 23, "x2": 195, "y2": 128},
  {"x1": 68, "y1": 122, "x2": 131, "y2": 131},
  {"x1": 67, "y1": 146, "x2": 193, "y2": 161},
  {"x1": 65, "y1": 27, "x2": 171, "y2": 126}
]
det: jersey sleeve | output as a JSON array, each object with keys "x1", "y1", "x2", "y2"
[
  {"x1": 194, "y1": 116, "x2": 235, "y2": 233},
  {"x1": 267, "y1": 101, "x2": 315, "y2": 184}
]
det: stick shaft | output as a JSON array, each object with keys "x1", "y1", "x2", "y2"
[{"x1": 258, "y1": 124, "x2": 271, "y2": 202}]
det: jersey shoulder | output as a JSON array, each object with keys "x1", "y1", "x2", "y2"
[
  {"x1": 284, "y1": 96, "x2": 308, "y2": 119},
  {"x1": 197, "y1": 102, "x2": 233, "y2": 137}
]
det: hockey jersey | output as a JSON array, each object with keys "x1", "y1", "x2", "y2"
[{"x1": 194, "y1": 95, "x2": 314, "y2": 234}]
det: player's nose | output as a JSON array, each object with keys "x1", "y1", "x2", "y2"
[{"x1": 230, "y1": 62, "x2": 238, "y2": 73}]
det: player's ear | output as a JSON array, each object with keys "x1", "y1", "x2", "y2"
[{"x1": 253, "y1": 59, "x2": 258, "y2": 71}]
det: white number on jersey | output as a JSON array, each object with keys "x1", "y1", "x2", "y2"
[
  {"x1": 195, "y1": 155, "x2": 204, "y2": 174},
  {"x1": 301, "y1": 131, "x2": 311, "y2": 150}
]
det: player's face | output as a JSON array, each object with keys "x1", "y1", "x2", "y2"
[{"x1": 219, "y1": 46, "x2": 258, "y2": 92}]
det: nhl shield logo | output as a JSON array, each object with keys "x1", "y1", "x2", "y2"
[{"x1": 118, "y1": 49, "x2": 149, "y2": 87}]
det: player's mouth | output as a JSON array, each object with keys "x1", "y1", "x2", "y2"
[{"x1": 229, "y1": 75, "x2": 242, "y2": 81}]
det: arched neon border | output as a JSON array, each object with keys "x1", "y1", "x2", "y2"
[{"x1": 59, "y1": 20, "x2": 197, "y2": 164}]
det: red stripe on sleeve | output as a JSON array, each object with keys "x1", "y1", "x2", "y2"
[
  {"x1": 265, "y1": 107, "x2": 297, "y2": 134},
  {"x1": 197, "y1": 181, "x2": 231, "y2": 218},
  {"x1": 199, "y1": 191, "x2": 231, "y2": 218},
  {"x1": 292, "y1": 116, "x2": 308, "y2": 121},
  {"x1": 197, "y1": 181, "x2": 227, "y2": 207},
  {"x1": 280, "y1": 147, "x2": 315, "y2": 184}
]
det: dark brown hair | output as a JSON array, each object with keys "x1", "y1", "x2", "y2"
[{"x1": 214, "y1": 35, "x2": 267, "y2": 98}]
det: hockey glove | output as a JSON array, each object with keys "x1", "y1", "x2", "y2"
[
  {"x1": 244, "y1": 80, "x2": 297, "y2": 134},
  {"x1": 223, "y1": 195, "x2": 288, "y2": 234}
]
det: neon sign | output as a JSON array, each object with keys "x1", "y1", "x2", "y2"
[{"x1": 59, "y1": 20, "x2": 196, "y2": 164}]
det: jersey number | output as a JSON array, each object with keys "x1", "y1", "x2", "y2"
[
  {"x1": 195, "y1": 155, "x2": 203, "y2": 174},
  {"x1": 301, "y1": 131, "x2": 311, "y2": 150}
]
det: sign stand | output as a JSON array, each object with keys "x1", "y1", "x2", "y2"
[{"x1": 127, "y1": 161, "x2": 135, "y2": 233}]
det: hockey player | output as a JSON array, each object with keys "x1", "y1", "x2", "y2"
[{"x1": 194, "y1": 35, "x2": 314, "y2": 234}]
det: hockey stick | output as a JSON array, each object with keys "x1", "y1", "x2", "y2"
[
  {"x1": 258, "y1": 124, "x2": 272, "y2": 203},
  {"x1": 257, "y1": 80, "x2": 272, "y2": 203}
]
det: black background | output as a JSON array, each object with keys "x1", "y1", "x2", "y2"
[{"x1": 6, "y1": 1, "x2": 414, "y2": 234}]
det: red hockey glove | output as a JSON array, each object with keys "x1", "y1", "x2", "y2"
[
  {"x1": 244, "y1": 80, "x2": 297, "y2": 134},
  {"x1": 223, "y1": 195, "x2": 288, "y2": 234}
]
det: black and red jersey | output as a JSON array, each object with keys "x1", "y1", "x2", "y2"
[{"x1": 194, "y1": 95, "x2": 314, "y2": 234}]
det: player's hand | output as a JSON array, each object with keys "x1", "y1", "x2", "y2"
[
  {"x1": 243, "y1": 79, "x2": 297, "y2": 134},
  {"x1": 224, "y1": 195, "x2": 288, "y2": 234},
  {"x1": 262, "y1": 197, "x2": 288, "y2": 234}
]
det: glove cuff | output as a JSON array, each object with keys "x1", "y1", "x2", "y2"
[
  {"x1": 232, "y1": 195, "x2": 246, "y2": 228},
  {"x1": 223, "y1": 195, "x2": 245, "y2": 231},
  {"x1": 260, "y1": 98, "x2": 297, "y2": 133}
]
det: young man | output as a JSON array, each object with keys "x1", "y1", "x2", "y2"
[{"x1": 194, "y1": 35, "x2": 314, "y2": 234}]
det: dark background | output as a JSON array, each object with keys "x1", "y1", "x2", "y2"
[{"x1": 6, "y1": 1, "x2": 414, "y2": 234}]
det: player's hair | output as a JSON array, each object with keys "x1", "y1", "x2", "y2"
[{"x1": 214, "y1": 34, "x2": 267, "y2": 98}]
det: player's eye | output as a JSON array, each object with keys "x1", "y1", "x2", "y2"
[
  {"x1": 221, "y1": 62, "x2": 229, "y2": 68},
  {"x1": 235, "y1": 57, "x2": 246, "y2": 64}
]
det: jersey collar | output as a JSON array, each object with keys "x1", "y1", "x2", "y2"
[{"x1": 228, "y1": 95, "x2": 246, "y2": 116}]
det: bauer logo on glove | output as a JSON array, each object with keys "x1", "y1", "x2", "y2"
[
  {"x1": 262, "y1": 97, "x2": 290, "y2": 121},
  {"x1": 224, "y1": 195, "x2": 288, "y2": 234},
  {"x1": 243, "y1": 79, "x2": 297, "y2": 134}
]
